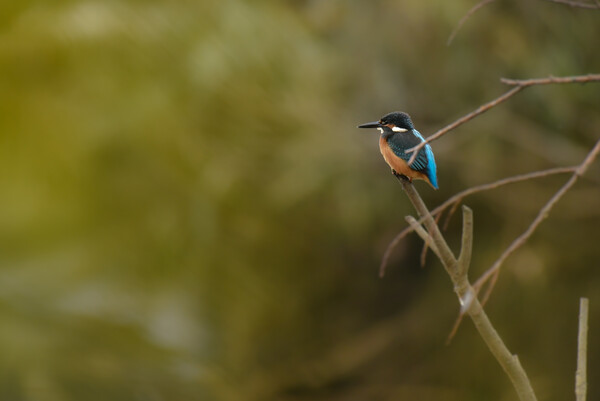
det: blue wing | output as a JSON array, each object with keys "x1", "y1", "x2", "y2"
[
  {"x1": 387, "y1": 129, "x2": 438, "y2": 189},
  {"x1": 423, "y1": 143, "x2": 438, "y2": 189}
]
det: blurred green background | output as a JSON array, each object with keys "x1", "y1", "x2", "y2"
[{"x1": 1, "y1": 1, "x2": 599, "y2": 400}]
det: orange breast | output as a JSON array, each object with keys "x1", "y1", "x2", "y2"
[{"x1": 379, "y1": 136, "x2": 433, "y2": 187}]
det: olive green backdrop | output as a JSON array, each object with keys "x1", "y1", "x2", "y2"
[{"x1": 0, "y1": 1, "x2": 599, "y2": 400}]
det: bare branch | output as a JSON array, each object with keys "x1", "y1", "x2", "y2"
[
  {"x1": 407, "y1": 86, "x2": 522, "y2": 165},
  {"x1": 543, "y1": 0, "x2": 600, "y2": 9},
  {"x1": 443, "y1": 200, "x2": 462, "y2": 230},
  {"x1": 575, "y1": 297, "x2": 589, "y2": 401},
  {"x1": 448, "y1": 268, "x2": 500, "y2": 344},
  {"x1": 397, "y1": 178, "x2": 458, "y2": 270},
  {"x1": 446, "y1": 312, "x2": 464, "y2": 345},
  {"x1": 474, "y1": 139, "x2": 600, "y2": 290},
  {"x1": 420, "y1": 213, "x2": 442, "y2": 267},
  {"x1": 405, "y1": 216, "x2": 441, "y2": 259},
  {"x1": 457, "y1": 205, "x2": 473, "y2": 278},
  {"x1": 479, "y1": 268, "x2": 500, "y2": 307},
  {"x1": 380, "y1": 166, "x2": 576, "y2": 276},
  {"x1": 437, "y1": 167, "x2": 578, "y2": 214},
  {"x1": 397, "y1": 178, "x2": 538, "y2": 401},
  {"x1": 447, "y1": 0, "x2": 497, "y2": 46},
  {"x1": 501, "y1": 74, "x2": 600, "y2": 86},
  {"x1": 406, "y1": 73, "x2": 600, "y2": 166}
]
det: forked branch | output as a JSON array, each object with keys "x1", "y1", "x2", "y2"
[
  {"x1": 381, "y1": 166, "x2": 576, "y2": 276},
  {"x1": 397, "y1": 177, "x2": 538, "y2": 401}
]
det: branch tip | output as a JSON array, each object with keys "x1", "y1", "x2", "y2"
[{"x1": 575, "y1": 297, "x2": 589, "y2": 401}]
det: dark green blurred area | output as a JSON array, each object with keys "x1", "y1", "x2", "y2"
[{"x1": 1, "y1": 1, "x2": 599, "y2": 400}]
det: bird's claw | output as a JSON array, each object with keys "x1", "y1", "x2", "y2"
[{"x1": 391, "y1": 169, "x2": 412, "y2": 182}]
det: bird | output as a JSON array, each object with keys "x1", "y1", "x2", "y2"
[{"x1": 358, "y1": 111, "x2": 438, "y2": 189}]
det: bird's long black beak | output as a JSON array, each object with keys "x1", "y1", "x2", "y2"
[{"x1": 357, "y1": 121, "x2": 382, "y2": 129}]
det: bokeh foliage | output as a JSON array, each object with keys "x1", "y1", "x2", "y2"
[{"x1": 0, "y1": 1, "x2": 599, "y2": 400}]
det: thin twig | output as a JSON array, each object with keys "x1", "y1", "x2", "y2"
[
  {"x1": 543, "y1": 0, "x2": 600, "y2": 9},
  {"x1": 405, "y1": 216, "x2": 442, "y2": 259},
  {"x1": 479, "y1": 268, "x2": 500, "y2": 308},
  {"x1": 447, "y1": 0, "x2": 497, "y2": 46},
  {"x1": 380, "y1": 166, "x2": 576, "y2": 276},
  {"x1": 420, "y1": 239, "x2": 429, "y2": 267},
  {"x1": 407, "y1": 86, "x2": 522, "y2": 166},
  {"x1": 380, "y1": 228, "x2": 412, "y2": 277},
  {"x1": 501, "y1": 74, "x2": 600, "y2": 86},
  {"x1": 457, "y1": 205, "x2": 473, "y2": 278},
  {"x1": 474, "y1": 139, "x2": 600, "y2": 291},
  {"x1": 446, "y1": 313, "x2": 464, "y2": 345},
  {"x1": 575, "y1": 297, "x2": 589, "y2": 401},
  {"x1": 420, "y1": 213, "x2": 442, "y2": 267},
  {"x1": 406, "y1": 74, "x2": 600, "y2": 166},
  {"x1": 447, "y1": 268, "x2": 501, "y2": 344},
  {"x1": 443, "y1": 200, "x2": 461, "y2": 230},
  {"x1": 435, "y1": 167, "x2": 577, "y2": 215}
]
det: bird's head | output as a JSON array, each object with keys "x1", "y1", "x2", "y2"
[{"x1": 358, "y1": 111, "x2": 414, "y2": 133}]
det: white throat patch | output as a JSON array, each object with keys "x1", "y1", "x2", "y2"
[
  {"x1": 391, "y1": 126, "x2": 408, "y2": 132},
  {"x1": 377, "y1": 127, "x2": 384, "y2": 134}
]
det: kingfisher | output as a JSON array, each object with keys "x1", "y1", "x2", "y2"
[{"x1": 358, "y1": 111, "x2": 438, "y2": 189}]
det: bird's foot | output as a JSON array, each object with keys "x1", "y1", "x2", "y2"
[{"x1": 392, "y1": 170, "x2": 412, "y2": 183}]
